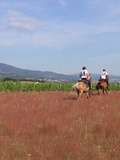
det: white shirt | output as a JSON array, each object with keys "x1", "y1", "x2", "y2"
[
  {"x1": 80, "y1": 69, "x2": 89, "y2": 79},
  {"x1": 100, "y1": 71, "x2": 108, "y2": 79}
]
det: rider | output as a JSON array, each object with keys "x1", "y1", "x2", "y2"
[
  {"x1": 79, "y1": 66, "x2": 92, "y2": 92},
  {"x1": 99, "y1": 69, "x2": 110, "y2": 89}
]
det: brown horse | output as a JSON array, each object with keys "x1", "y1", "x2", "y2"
[
  {"x1": 96, "y1": 80, "x2": 108, "y2": 95},
  {"x1": 72, "y1": 75, "x2": 91, "y2": 100},
  {"x1": 96, "y1": 75, "x2": 109, "y2": 95}
]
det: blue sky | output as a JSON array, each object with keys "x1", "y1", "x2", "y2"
[{"x1": 0, "y1": 0, "x2": 120, "y2": 76}]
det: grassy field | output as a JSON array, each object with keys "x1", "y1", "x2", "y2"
[{"x1": 0, "y1": 91, "x2": 120, "y2": 160}]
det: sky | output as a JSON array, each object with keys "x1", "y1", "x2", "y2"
[{"x1": 0, "y1": 0, "x2": 120, "y2": 76}]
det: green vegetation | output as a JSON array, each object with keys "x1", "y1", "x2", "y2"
[{"x1": 0, "y1": 81, "x2": 119, "y2": 91}]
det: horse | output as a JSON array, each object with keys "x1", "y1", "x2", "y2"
[
  {"x1": 96, "y1": 80, "x2": 108, "y2": 95},
  {"x1": 96, "y1": 75, "x2": 109, "y2": 95},
  {"x1": 72, "y1": 75, "x2": 91, "y2": 100}
]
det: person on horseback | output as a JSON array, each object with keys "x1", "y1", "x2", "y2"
[
  {"x1": 79, "y1": 67, "x2": 92, "y2": 92},
  {"x1": 99, "y1": 69, "x2": 110, "y2": 89}
]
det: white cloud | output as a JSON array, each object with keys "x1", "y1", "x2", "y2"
[
  {"x1": 58, "y1": 0, "x2": 66, "y2": 7},
  {"x1": 1, "y1": 3, "x2": 120, "y2": 50},
  {"x1": 8, "y1": 11, "x2": 42, "y2": 31},
  {"x1": 87, "y1": 21, "x2": 120, "y2": 35},
  {"x1": 1, "y1": 18, "x2": 120, "y2": 49},
  {"x1": 108, "y1": 7, "x2": 120, "y2": 18}
]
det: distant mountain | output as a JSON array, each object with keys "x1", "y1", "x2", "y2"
[
  {"x1": 0, "y1": 63, "x2": 120, "y2": 83},
  {"x1": 0, "y1": 63, "x2": 77, "y2": 82}
]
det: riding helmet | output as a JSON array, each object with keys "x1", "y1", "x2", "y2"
[{"x1": 82, "y1": 67, "x2": 86, "y2": 70}]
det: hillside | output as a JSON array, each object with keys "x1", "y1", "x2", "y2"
[
  {"x1": 0, "y1": 63, "x2": 77, "y2": 82},
  {"x1": 0, "y1": 63, "x2": 120, "y2": 82}
]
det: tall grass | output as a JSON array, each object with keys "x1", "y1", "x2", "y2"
[{"x1": 0, "y1": 91, "x2": 120, "y2": 160}]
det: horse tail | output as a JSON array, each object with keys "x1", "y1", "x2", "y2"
[
  {"x1": 96, "y1": 82, "x2": 100, "y2": 90},
  {"x1": 72, "y1": 83, "x2": 78, "y2": 91}
]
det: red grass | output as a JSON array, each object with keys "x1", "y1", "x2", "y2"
[{"x1": 0, "y1": 91, "x2": 120, "y2": 160}]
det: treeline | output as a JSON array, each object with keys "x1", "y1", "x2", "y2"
[
  {"x1": 0, "y1": 77, "x2": 42, "y2": 82},
  {"x1": 0, "y1": 80, "x2": 119, "y2": 92}
]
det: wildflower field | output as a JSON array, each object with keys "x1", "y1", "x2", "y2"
[{"x1": 0, "y1": 90, "x2": 120, "y2": 160}]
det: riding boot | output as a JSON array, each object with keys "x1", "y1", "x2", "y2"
[
  {"x1": 107, "y1": 81, "x2": 110, "y2": 90},
  {"x1": 88, "y1": 81, "x2": 92, "y2": 92}
]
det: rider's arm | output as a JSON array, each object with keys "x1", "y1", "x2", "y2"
[
  {"x1": 79, "y1": 72, "x2": 82, "y2": 77},
  {"x1": 86, "y1": 73, "x2": 89, "y2": 78}
]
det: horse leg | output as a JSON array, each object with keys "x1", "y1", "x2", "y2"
[
  {"x1": 105, "y1": 89, "x2": 108, "y2": 94},
  {"x1": 87, "y1": 91, "x2": 89, "y2": 98},
  {"x1": 89, "y1": 90, "x2": 92, "y2": 97},
  {"x1": 79, "y1": 91, "x2": 83, "y2": 99},
  {"x1": 77, "y1": 89, "x2": 80, "y2": 100},
  {"x1": 78, "y1": 91, "x2": 83, "y2": 100},
  {"x1": 98, "y1": 89, "x2": 100, "y2": 95},
  {"x1": 102, "y1": 89, "x2": 104, "y2": 94}
]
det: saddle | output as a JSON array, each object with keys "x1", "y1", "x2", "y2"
[
  {"x1": 98, "y1": 79, "x2": 107, "y2": 83},
  {"x1": 78, "y1": 80, "x2": 89, "y2": 87}
]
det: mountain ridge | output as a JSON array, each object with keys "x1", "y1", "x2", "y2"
[{"x1": 0, "y1": 63, "x2": 120, "y2": 83}]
